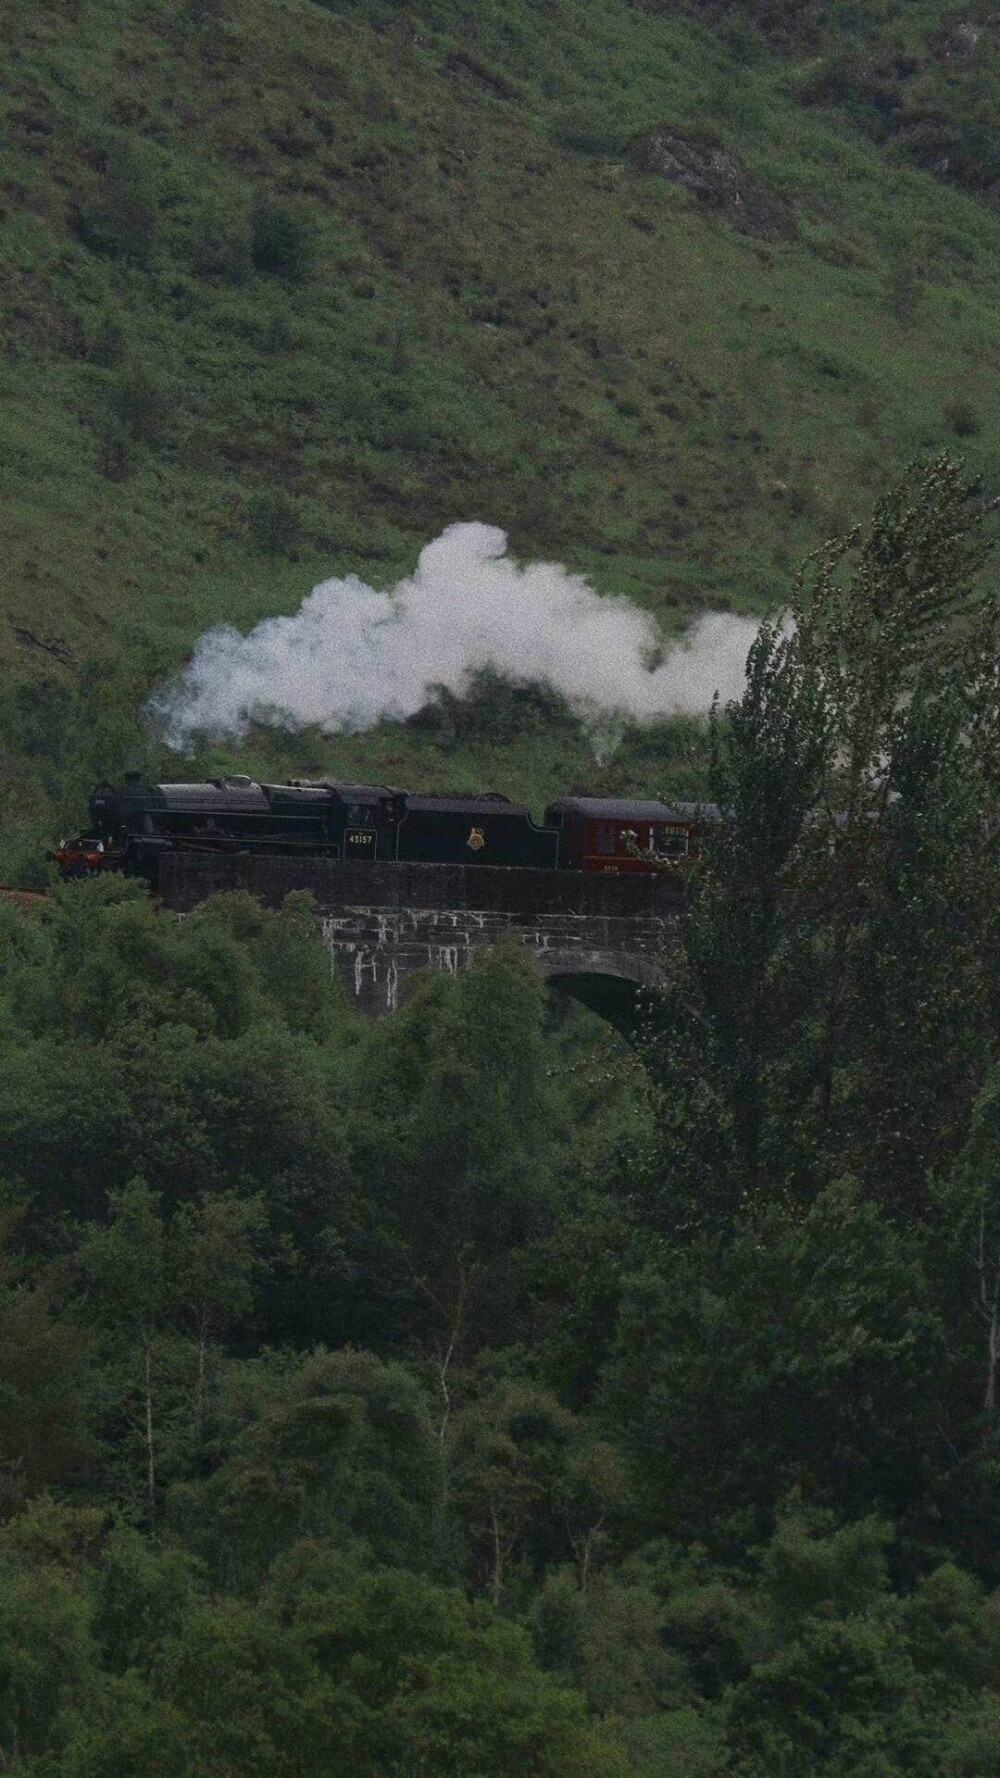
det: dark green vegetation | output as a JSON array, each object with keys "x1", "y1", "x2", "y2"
[
  {"x1": 0, "y1": 464, "x2": 997, "y2": 1774},
  {"x1": 1, "y1": 0, "x2": 998, "y2": 874}
]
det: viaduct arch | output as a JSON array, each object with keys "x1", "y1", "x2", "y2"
[
  {"x1": 535, "y1": 949, "x2": 669, "y2": 1031},
  {"x1": 159, "y1": 855, "x2": 681, "y2": 1034}
]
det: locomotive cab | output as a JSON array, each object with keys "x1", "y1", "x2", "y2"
[{"x1": 317, "y1": 783, "x2": 401, "y2": 861}]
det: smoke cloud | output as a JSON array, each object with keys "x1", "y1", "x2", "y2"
[{"x1": 147, "y1": 522, "x2": 762, "y2": 751}]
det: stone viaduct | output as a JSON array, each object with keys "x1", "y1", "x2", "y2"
[{"x1": 159, "y1": 854, "x2": 683, "y2": 1031}]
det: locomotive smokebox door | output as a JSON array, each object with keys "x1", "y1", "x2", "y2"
[{"x1": 345, "y1": 827, "x2": 378, "y2": 859}]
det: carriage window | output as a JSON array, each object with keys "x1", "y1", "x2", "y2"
[
  {"x1": 654, "y1": 826, "x2": 689, "y2": 858},
  {"x1": 594, "y1": 823, "x2": 617, "y2": 854}
]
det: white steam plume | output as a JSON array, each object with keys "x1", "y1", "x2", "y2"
[{"x1": 147, "y1": 522, "x2": 763, "y2": 750}]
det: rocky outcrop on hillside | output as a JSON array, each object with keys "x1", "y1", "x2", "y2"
[{"x1": 630, "y1": 127, "x2": 796, "y2": 239}]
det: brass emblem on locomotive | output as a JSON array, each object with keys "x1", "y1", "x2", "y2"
[{"x1": 467, "y1": 825, "x2": 486, "y2": 852}]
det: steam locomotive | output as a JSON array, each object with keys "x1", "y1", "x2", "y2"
[{"x1": 53, "y1": 775, "x2": 705, "y2": 882}]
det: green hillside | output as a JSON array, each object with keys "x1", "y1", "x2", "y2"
[{"x1": 1, "y1": 0, "x2": 997, "y2": 874}]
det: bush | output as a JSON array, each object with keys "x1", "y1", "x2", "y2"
[
  {"x1": 183, "y1": 0, "x2": 230, "y2": 24},
  {"x1": 407, "y1": 668, "x2": 578, "y2": 748},
  {"x1": 193, "y1": 216, "x2": 253, "y2": 286},
  {"x1": 552, "y1": 105, "x2": 623, "y2": 156},
  {"x1": 882, "y1": 254, "x2": 923, "y2": 326},
  {"x1": 250, "y1": 199, "x2": 313, "y2": 280},
  {"x1": 85, "y1": 314, "x2": 125, "y2": 368},
  {"x1": 78, "y1": 145, "x2": 158, "y2": 266},
  {"x1": 98, "y1": 432, "x2": 131, "y2": 482},
  {"x1": 944, "y1": 400, "x2": 981, "y2": 439},
  {"x1": 258, "y1": 313, "x2": 295, "y2": 354},
  {"x1": 246, "y1": 490, "x2": 302, "y2": 555},
  {"x1": 110, "y1": 364, "x2": 172, "y2": 446}
]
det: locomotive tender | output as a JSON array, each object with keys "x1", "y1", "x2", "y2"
[{"x1": 54, "y1": 775, "x2": 706, "y2": 883}]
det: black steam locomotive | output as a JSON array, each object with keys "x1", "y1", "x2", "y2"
[{"x1": 54, "y1": 776, "x2": 705, "y2": 882}]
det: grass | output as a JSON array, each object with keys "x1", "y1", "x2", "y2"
[{"x1": 0, "y1": 0, "x2": 996, "y2": 875}]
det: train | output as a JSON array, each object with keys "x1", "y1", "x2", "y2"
[{"x1": 53, "y1": 775, "x2": 707, "y2": 883}]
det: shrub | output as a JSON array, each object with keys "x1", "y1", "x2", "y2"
[
  {"x1": 85, "y1": 314, "x2": 125, "y2": 367},
  {"x1": 98, "y1": 432, "x2": 131, "y2": 482},
  {"x1": 193, "y1": 216, "x2": 253, "y2": 286},
  {"x1": 552, "y1": 105, "x2": 623, "y2": 156},
  {"x1": 183, "y1": 0, "x2": 230, "y2": 23},
  {"x1": 250, "y1": 199, "x2": 313, "y2": 280},
  {"x1": 407, "y1": 669, "x2": 578, "y2": 748},
  {"x1": 883, "y1": 255, "x2": 923, "y2": 325},
  {"x1": 944, "y1": 400, "x2": 981, "y2": 439},
  {"x1": 247, "y1": 490, "x2": 302, "y2": 555},
  {"x1": 78, "y1": 145, "x2": 158, "y2": 265},
  {"x1": 259, "y1": 313, "x2": 295, "y2": 354},
  {"x1": 110, "y1": 364, "x2": 171, "y2": 446}
]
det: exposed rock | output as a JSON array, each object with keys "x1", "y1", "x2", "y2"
[
  {"x1": 12, "y1": 625, "x2": 73, "y2": 663},
  {"x1": 947, "y1": 21, "x2": 984, "y2": 58},
  {"x1": 631, "y1": 127, "x2": 796, "y2": 240}
]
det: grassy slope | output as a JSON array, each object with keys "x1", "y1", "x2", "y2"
[{"x1": 0, "y1": 0, "x2": 997, "y2": 870}]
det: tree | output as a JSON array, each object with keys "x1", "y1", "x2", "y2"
[
  {"x1": 0, "y1": 1207, "x2": 92, "y2": 1508},
  {"x1": 169, "y1": 1349, "x2": 445, "y2": 1593},
  {"x1": 90, "y1": 1524, "x2": 200, "y2": 1677},
  {"x1": 0, "y1": 1503, "x2": 101, "y2": 1768},
  {"x1": 787, "y1": 458, "x2": 996, "y2": 1175},
  {"x1": 558, "y1": 1436, "x2": 631, "y2": 1596},
  {"x1": 170, "y1": 1191, "x2": 268, "y2": 1450},
  {"x1": 640, "y1": 609, "x2": 832, "y2": 1215},
  {"x1": 77, "y1": 1180, "x2": 167, "y2": 1530},
  {"x1": 349, "y1": 944, "x2": 568, "y2": 1357},
  {"x1": 531, "y1": 1563, "x2": 691, "y2": 1722},
  {"x1": 639, "y1": 455, "x2": 999, "y2": 1224},
  {"x1": 448, "y1": 1377, "x2": 577, "y2": 1605},
  {"x1": 259, "y1": 1542, "x2": 635, "y2": 1778},
  {"x1": 930, "y1": 1071, "x2": 1000, "y2": 1414},
  {"x1": 600, "y1": 1183, "x2": 945, "y2": 1545}
]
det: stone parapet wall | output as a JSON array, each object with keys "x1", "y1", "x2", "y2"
[{"x1": 157, "y1": 853, "x2": 684, "y2": 918}]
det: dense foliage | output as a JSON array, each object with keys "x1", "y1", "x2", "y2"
[{"x1": 0, "y1": 462, "x2": 996, "y2": 1773}]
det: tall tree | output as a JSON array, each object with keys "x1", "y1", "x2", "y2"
[
  {"x1": 640, "y1": 455, "x2": 998, "y2": 1225},
  {"x1": 169, "y1": 1191, "x2": 268, "y2": 1453},
  {"x1": 349, "y1": 943, "x2": 568, "y2": 1356},
  {"x1": 77, "y1": 1180, "x2": 168, "y2": 1529}
]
